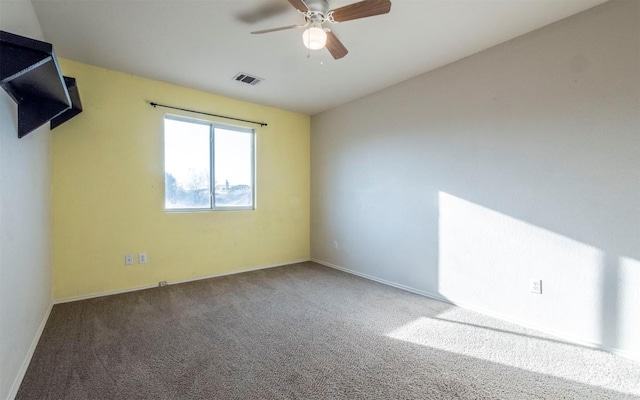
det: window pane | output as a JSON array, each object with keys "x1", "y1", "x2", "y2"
[
  {"x1": 164, "y1": 118, "x2": 211, "y2": 209},
  {"x1": 214, "y1": 128, "x2": 253, "y2": 208}
]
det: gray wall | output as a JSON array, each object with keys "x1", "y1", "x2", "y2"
[
  {"x1": 0, "y1": 1, "x2": 53, "y2": 398},
  {"x1": 311, "y1": 0, "x2": 639, "y2": 359}
]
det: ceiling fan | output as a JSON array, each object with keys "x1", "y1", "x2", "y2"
[{"x1": 251, "y1": 0, "x2": 392, "y2": 60}]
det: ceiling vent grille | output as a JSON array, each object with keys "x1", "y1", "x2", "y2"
[{"x1": 233, "y1": 73, "x2": 263, "y2": 86}]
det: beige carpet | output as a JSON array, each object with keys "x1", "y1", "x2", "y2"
[{"x1": 17, "y1": 262, "x2": 640, "y2": 399}]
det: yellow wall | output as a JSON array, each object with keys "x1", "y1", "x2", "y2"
[{"x1": 53, "y1": 59, "x2": 310, "y2": 300}]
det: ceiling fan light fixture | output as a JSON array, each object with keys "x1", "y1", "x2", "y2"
[{"x1": 302, "y1": 26, "x2": 327, "y2": 50}]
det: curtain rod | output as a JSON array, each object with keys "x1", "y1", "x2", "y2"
[{"x1": 149, "y1": 102, "x2": 267, "y2": 127}]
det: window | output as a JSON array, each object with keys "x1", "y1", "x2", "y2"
[{"x1": 164, "y1": 115, "x2": 255, "y2": 211}]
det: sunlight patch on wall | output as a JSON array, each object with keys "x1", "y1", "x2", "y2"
[
  {"x1": 616, "y1": 256, "x2": 640, "y2": 356},
  {"x1": 437, "y1": 191, "x2": 606, "y2": 341}
]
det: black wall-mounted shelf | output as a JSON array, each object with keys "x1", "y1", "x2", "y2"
[
  {"x1": 1, "y1": 30, "x2": 82, "y2": 138},
  {"x1": 52, "y1": 76, "x2": 83, "y2": 129}
]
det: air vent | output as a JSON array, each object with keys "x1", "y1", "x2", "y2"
[{"x1": 233, "y1": 72, "x2": 263, "y2": 86}]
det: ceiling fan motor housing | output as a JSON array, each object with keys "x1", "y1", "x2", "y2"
[
  {"x1": 304, "y1": 0, "x2": 330, "y2": 14},
  {"x1": 301, "y1": 0, "x2": 331, "y2": 24}
]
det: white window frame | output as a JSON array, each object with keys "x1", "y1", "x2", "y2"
[{"x1": 163, "y1": 114, "x2": 256, "y2": 212}]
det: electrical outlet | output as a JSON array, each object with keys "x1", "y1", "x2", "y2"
[
  {"x1": 139, "y1": 253, "x2": 147, "y2": 264},
  {"x1": 125, "y1": 254, "x2": 134, "y2": 265},
  {"x1": 530, "y1": 279, "x2": 542, "y2": 294},
  {"x1": 158, "y1": 281, "x2": 167, "y2": 287},
  {"x1": 333, "y1": 240, "x2": 339, "y2": 249}
]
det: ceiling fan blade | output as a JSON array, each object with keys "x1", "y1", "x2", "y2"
[
  {"x1": 325, "y1": 31, "x2": 348, "y2": 60},
  {"x1": 288, "y1": 0, "x2": 309, "y2": 13},
  {"x1": 251, "y1": 24, "x2": 308, "y2": 34},
  {"x1": 330, "y1": 0, "x2": 391, "y2": 23}
]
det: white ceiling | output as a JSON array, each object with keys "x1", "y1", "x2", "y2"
[{"x1": 30, "y1": 0, "x2": 608, "y2": 116}]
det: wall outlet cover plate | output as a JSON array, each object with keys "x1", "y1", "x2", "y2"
[{"x1": 530, "y1": 279, "x2": 542, "y2": 294}]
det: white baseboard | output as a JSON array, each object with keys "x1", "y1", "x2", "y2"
[
  {"x1": 54, "y1": 259, "x2": 311, "y2": 304},
  {"x1": 312, "y1": 258, "x2": 449, "y2": 301},
  {"x1": 311, "y1": 258, "x2": 640, "y2": 363},
  {"x1": 6, "y1": 301, "x2": 53, "y2": 400}
]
